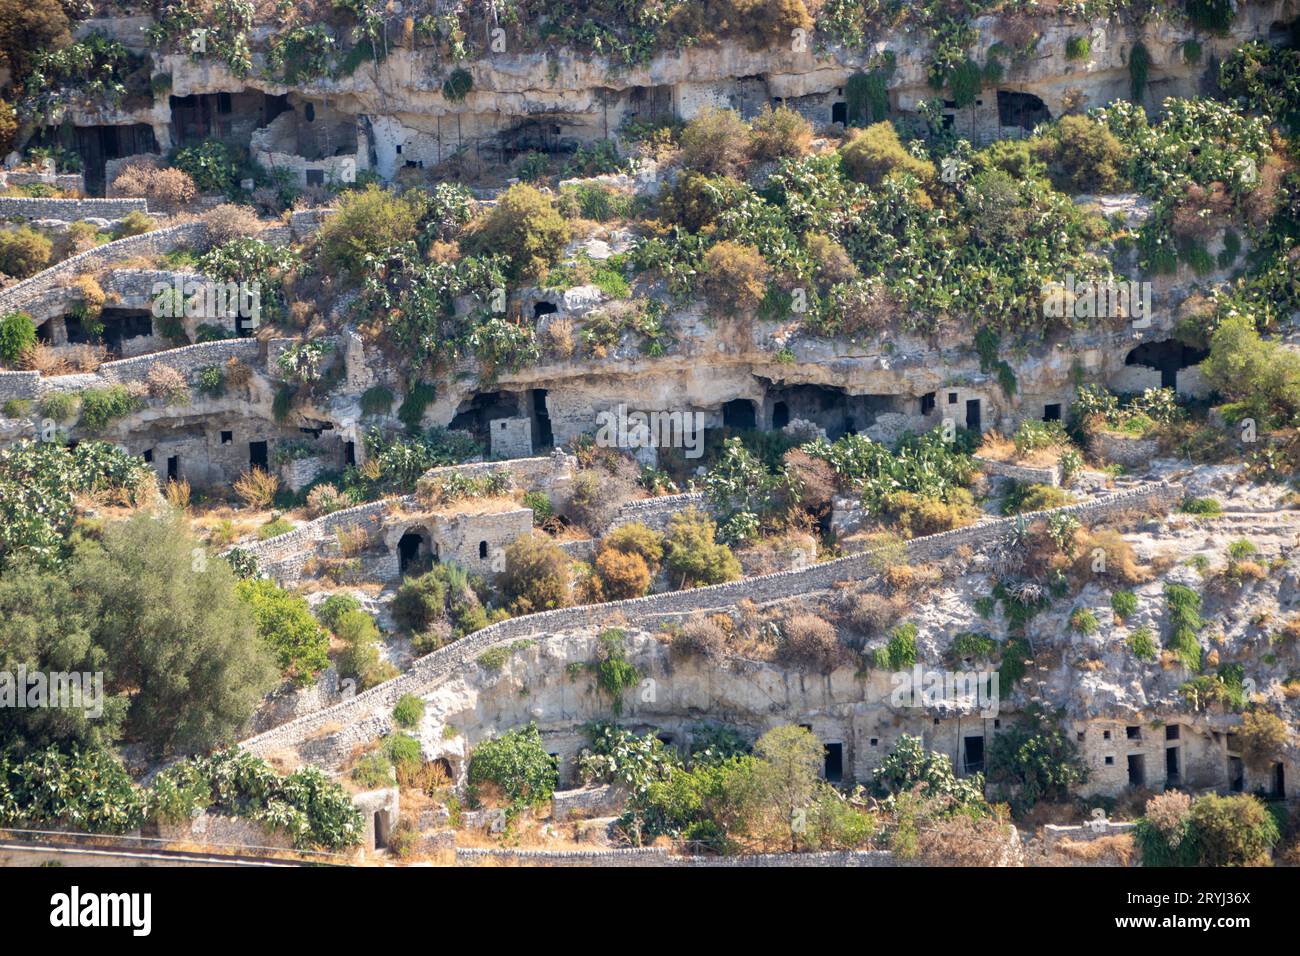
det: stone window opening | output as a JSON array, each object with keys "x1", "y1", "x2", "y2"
[
  {"x1": 1165, "y1": 725, "x2": 1179, "y2": 741},
  {"x1": 1103, "y1": 729, "x2": 1112, "y2": 740},
  {"x1": 869, "y1": 738, "x2": 878, "y2": 746},
  {"x1": 1043, "y1": 403, "x2": 1062, "y2": 422},
  {"x1": 1126, "y1": 726, "x2": 1141, "y2": 740},
  {"x1": 479, "y1": 540, "x2": 488, "y2": 559},
  {"x1": 221, "y1": 430, "x2": 233, "y2": 445},
  {"x1": 143, "y1": 449, "x2": 154, "y2": 463},
  {"x1": 1104, "y1": 755, "x2": 1114, "y2": 765},
  {"x1": 948, "y1": 392, "x2": 958, "y2": 404}
]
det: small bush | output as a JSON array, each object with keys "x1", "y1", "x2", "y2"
[
  {"x1": 1070, "y1": 607, "x2": 1099, "y2": 635},
  {"x1": 78, "y1": 385, "x2": 140, "y2": 430},
  {"x1": 664, "y1": 508, "x2": 741, "y2": 588},
  {"x1": 468, "y1": 183, "x2": 569, "y2": 282},
  {"x1": 1065, "y1": 36, "x2": 1091, "y2": 60},
  {"x1": 679, "y1": 106, "x2": 750, "y2": 177},
  {"x1": 701, "y1": 240, "x2": 770, "y2": 314},
  {"x1": 748, "y1": 105, "x2": 812, "y2": 163},
  {"x1": 316, "y1": 593, "x2": 362, "y2": 630},
  {"x1": 874, "y1": 622, "x2": 918, "y2": 670},
  {"x1": 0, "y1": 227, "x2": 51, "y2": 278},
  {"x1": 393, "y1": 694, "x2": 425, "y2": 729},
  {"x1": 234, "y1": 468, "x2": 280, "y2": 508},
  {"x1": 840, "y1": 122, "x2": 936, "y2": 187},
  {"x1": 1180, "y1": 496, "x2": 1222, "y2": 516},
  {"x1": 1128, "y1": 626, "x2": 1157, "y2": 661},
  {"x1": 1111, "y1": 590, "x2": 1138, "y2": 619},
  {"x1": 112, "y1": 210, "x2": 156, "y2": 239},
  {"x1": 500, "y1": 533, "x2": 573, "y2": 614},
  {"x1": 0, "y1": 310, "x2": 36, "y2": 363},
  {"x1": 1031, "y1": 115, "x2": 1128, "y2": 194}
]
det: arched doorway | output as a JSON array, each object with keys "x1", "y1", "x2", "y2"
[{"x1": 397, "y1": 526, "x2": 434, "y2": 576}]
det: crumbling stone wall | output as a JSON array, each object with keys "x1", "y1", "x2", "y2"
[{"x1": 240, "y1": 482, "x2": 1183, "y2": 764}]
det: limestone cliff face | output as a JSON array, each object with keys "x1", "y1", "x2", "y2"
[{"x1": 72, "y1": 1, "x2": 1298, "y2": 166}]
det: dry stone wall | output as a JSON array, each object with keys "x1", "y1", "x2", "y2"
[
  {"x1": 0, "y1": 197, "x2": 148, "y2": 220},
  {"x1": 241, "y1": 481, "x2": 1182, "y2": 763},
  {"x1": 0, "y1": 222, "x2": 208, "y2": 318}
]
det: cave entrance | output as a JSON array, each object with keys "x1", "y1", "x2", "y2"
[
  {"x1": 722, "y1": 399, "x2": 757, "y2": 430},
  {"x1": 448, "y1": 390, "x2": 523, "y2": 442},
  {"x1": 1165, "y1": 746, "x2": 1180, "y2": 786},
  {"x1": 398, "y1": 526, "x2": 434, "y2": 576},
  {"x1": 533, "y1": 300, "x2": 557, "y2": 319},
  {"x1": 373, "y1": 810, "x2": 390, "y2": 850},
  {"x1": 997, "y1": 90, "x2": 1051, "y2": 131},
  {"x1": 965, "y1": 398, "x2": 982, "y2": 433},
  {"x1": 100, "y1": 308, "x2": 154, "y2": 353},
  {"x1": 531, "y1": 389, "x2": 554, "y2": 450},
  {"x1": 964, "y1": 735, "x2": 985, "y2": 775},
  {"x1": 823, "y1": 743, "x2": 843, "y2": 783},
  {"x1": 65, "y1": 124, "x2": 158, "y2": 196},
  {"x1": 1124, "y1": 340, "x2": 1209, "y2": 390},
  {"x1": 771, "y1": 401, "x2": 790, "y2": 429},
  {"x1": 831, "y1": 101, "x2": 847, "y2": 125},
  {"x1": 248, "y1": 441, "x2": 268, "y2": 471},
  {"x1": 1229, "y1": 756, "x2": 1244, "y2": 792},
  {"x1": 1127, "y1": 753, "x2": 1146, "y2": 787},
  {"x1": 1273, "y1": 763, "x2": 1286, "y2": 799}
]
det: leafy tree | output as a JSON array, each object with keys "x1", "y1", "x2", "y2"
[
  {"x1": 468, "y1": 183, "x2": 569, "y2": 281},
  {"x1": 0, "y1": 510, "x2": 278, "y2": 756},
  {"x1": 1030, "y1": 115, "x2": 1128, "y2": 194},
  {"x1": 752, "y1": 724, "x2": 825, "y2": 851},
  {"x1": 500, "y1": 533, "x2": 573, "y2": 614},
  {"x1": 467, "y1": 722, "x2": 557, "y2": 812},
  {"x1": 235, "y1": 577, "x2": 330, "y2": 685},
  {"x1": 1202, "y1": 313, "x2": 1300, "y2": 430},
  {"x1": 317, "y1": 183, "x2": 422, "y2": 279},
  {"x1": 663, "y1": 507, "x2": 741, "y2": 588},
  {"x1": 0, "y1": 310, "x2": 35, "y2": 364},
  {"x1": 0, "y1": 226, "x2": 51, "y2": 278},
  {"x1": 986, "y1": 705, "x2": 1087, "y2": 813}
]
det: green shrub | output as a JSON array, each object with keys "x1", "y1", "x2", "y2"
[
  {"x1": 679, "y1": 105, "x2": 750, "y2": 176},
  {"x1": 235, "y1": 577, "x2": 330, "y2": 684},
  {"x1": 874, "y1": 622, "x2": 918, "y2": 669},
  {"x1": 840, "y1": 121, "x2": 935, "y2": 187},
  {"x1": 986, "y1": 705, "x2": 1088, "y2": 813},
  {"x1": 522, "y1": 490, "x2": 553, "y2": 526},
  {"x1": 1, "y1": 398, "x2": 30, "y2": 418},
  {"x1": 1111, "y1": 590, "x2": 1138, "y2": 619},
  {"x1": 1165, "y1": 583, "x2": 1203, "y2": 671},
  {"x1": 360, "y1": 385, "x2": 394, "y2": 416},
  {"x1": 316, "y1": 593, "x2": 362, "y2": 630},
  {"x1": 317, "y1": 184, "x2": 422, "y2": 279},
  {"x1": 468, "y1": 183, "x2": 569, "y2": 281},
  {"x1": 500, "y1": 532, "x2": 573, "y2": 614},
  {"x1": 0, "y1": 227, "x2": 51, "y2": 278},
  {"x1": 663, "y1": 507, "x2": 741, "y2": 588},
  {"x1": 112, "y1": 210, "x2": 155, "y2": 238},
  {"x1": 442, "y1": 67, "x2": 472, "y2": 101},
  {"x1": 1070, "y1": 607, "x2": 1099, "y2": 635},
  {"x1": 1128, "y1": 625, "x2": 1157, "y2": 662},
  {"x1": 1179, "y1": 496, "x2": 1222, "y2": 516},
  {"x1": 466, "y1": 723, "x2": 557, "y2": 811},
  {"x1": 392, "y1": 694, "x2": 425, "y2": 729},
  {"x1": 1065, "y1": 36, "x2": 1091, "y2": 60},
  {"x1": 171, "y1": 140, "x2": 240, "y2": 193},
  {"x1": 78, "y1": 385, "x2": 141, "y2": 430},
  {"x1": 39, "y1": 392, "x2": 77, "y2": 423},
  {"x1": 0, "y1": 311, "x2": 36, "y2": 363},
  {"x1": 1031, "y1": 115, "x2": 1128, "y2": 194},
  {"x1": 351, "y1": 752, "x2": 394, "y2": 789},
  {"x1": 258, "y1": 517, "x2": 293, "y2": 539}
]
